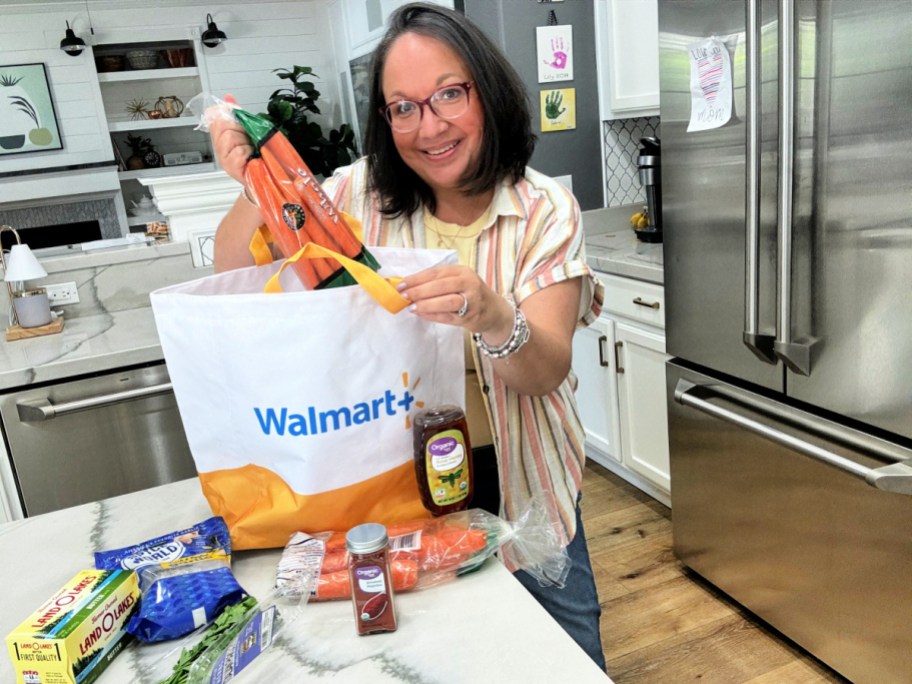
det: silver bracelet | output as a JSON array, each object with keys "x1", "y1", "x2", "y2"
[
  {"x1": 241, "y1": 185, "x2": 259, "y2": 208},
  {"x1": 473, "y1": 300, "x2": 531, "y2": 360}
]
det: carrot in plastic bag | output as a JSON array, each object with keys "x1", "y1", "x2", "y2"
[
  {"x1": 277, "y1": 510, "x2": 524, "y2": 602},
  {"x1": 233, "y1": 107, "x2": 381, "y2": 289},
  {"x1": 312, "y1": 559, "x2": 419, "y2": 601},
  {"x1": 316, "y1": 527, "x2": 488, "y2": 576}
]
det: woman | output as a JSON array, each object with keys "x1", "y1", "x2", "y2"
[{"x1": 210, "y1": 2, "x2": 606, "y2": 670}]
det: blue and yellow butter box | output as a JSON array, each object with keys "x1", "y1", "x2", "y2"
[{"x1": 5, "y1": 569, "x2": 140, "y2": 684}]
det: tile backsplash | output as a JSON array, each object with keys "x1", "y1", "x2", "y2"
[
  {"x1": 0, "y1": 199, "x2": 122, "y2": 242},
  {"x1": 603, "y1": 116, "x2": 661, "y2": 207}
]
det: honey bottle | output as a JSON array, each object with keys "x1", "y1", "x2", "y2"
[{"x1": 413, "y1": 405, "x2": 473, "y2": 516}]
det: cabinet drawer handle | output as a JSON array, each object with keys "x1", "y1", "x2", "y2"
[
  {"x1": 598, "y1": 335, "x2": 609, "y2": 367},
  {"x1": 614, "y1": 341, "x2": 625, "y2": 374},
  {"x1": 633, "y1": 296, "x2": 661, "y2": 310}
]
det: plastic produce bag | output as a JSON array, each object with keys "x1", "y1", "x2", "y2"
[
  {"x1": 275, "y1": 504, "x2": 572, "y2": 601},
  {"x1": 95, "y1": 517, "x2": 248, "y2": 643},
  {"x1": 148, "y1": 577, "x2": 314, "y2": 684},
  {"x1": 190, "y1": 92, "x2": 380, "y2": 290}
]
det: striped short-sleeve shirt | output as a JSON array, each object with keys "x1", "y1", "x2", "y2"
[{"x1": 323, "y1": 158, "x2": 605, "y2": 572}]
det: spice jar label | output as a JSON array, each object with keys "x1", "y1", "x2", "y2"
[{"x1": 354, "y1": 565, "x2": 387, "y2": 593}]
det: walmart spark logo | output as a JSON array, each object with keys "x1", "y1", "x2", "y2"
[{"x1": 253, "y1": 371, "x2": 425, "y2": 436}]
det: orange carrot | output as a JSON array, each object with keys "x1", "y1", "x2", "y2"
[
  {"x1": 245, "y1": 157, "x2": 335, "y2": 285},
  {"x1": 311, "y1": 559, "x2": 419, "y2": 601},
  {"x1": 315, "y1": 525, "x2": 490, "y2": 582}
]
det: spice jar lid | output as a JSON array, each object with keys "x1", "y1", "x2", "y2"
[{"x1": 346, "y1": 523, "x2": 389, "y2": 554}]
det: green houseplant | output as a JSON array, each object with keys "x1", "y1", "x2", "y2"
[{"x1": 262, "y1": 66, "x2": 358, "y2": 178}]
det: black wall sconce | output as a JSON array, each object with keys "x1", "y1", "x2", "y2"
[
  {"x1": 201, "y1": 13, "x2": 227, "y2": 48},
  {"x1": 60, "y1": 20, "x2": 86, "y2": 57}
]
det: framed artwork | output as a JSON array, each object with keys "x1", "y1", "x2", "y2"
[
  {"x1": 540, "y1": 87, "x2": 576, "y2": 132},
  {"x1": 0, "y1": 63, "x2": 63, "y2": 156},
  {"x1": 536, "y1": 25, "x2": 574, "y2": 84}
]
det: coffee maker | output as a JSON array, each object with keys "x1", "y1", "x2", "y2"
[{"x1": 635, "y1": 137, "x2": 662, "y2": 243}]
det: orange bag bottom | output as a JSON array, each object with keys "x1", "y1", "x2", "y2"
[{"x1": 198, "y1": 461, "x2": 430, "y2": 550}]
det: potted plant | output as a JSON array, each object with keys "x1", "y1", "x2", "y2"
[{"x1": 261, "y1": 66, "x2": 358, "y2": 178}]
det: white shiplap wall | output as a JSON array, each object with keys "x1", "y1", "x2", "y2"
[
  {"x1": 0, "y1": 0, "x2": 340, "y2": 177},
  {"x1": 0, "y1": 6, "x2": 109, "y2": 173}
]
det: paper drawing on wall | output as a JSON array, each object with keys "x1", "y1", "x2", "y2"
[
  {"x1": 536, "y1": 25, "x2": 573, "y2": 84},
  {"x1": 540, "y1": 88, "x2": 576, "y2": 132},
  {"x1": 0, "y1": 63, "x2": 63, "y2": 155}
]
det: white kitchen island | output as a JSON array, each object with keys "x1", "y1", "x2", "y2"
[{"x1": 0, "y1": 478, "x2": 611, "y2": 683}]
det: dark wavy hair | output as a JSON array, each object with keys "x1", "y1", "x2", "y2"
[{"x1": 363, "y1": 2, "x2": 536, "y2": 218}]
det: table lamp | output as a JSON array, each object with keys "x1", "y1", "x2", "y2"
[{"x1": 0, "y1": 225, "x2": 54, "y2": 335}]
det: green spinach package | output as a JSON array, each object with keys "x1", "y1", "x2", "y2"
[{"x1": 95, "y1": 517, "x2": 247, "y2": 643}]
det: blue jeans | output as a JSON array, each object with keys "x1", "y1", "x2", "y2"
[{"x1": 514, "y1": 500, "x2": 606, "y2": 672}]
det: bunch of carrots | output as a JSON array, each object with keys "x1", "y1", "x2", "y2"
[
  {"x1": 308, "y1": 515, "x2": 495, "y2": 601},
  {"x1": 235, "y1": 108, "x2": 380, "y2": 290}
]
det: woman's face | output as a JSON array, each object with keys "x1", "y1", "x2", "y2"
[{"x1": 381, "y1": 32, "x2": 484, "y2": 199}]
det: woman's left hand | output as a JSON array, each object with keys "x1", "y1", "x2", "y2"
[
  {"x1": 396, "y1": 265, "x2": 514, "y2": 339},
  {"x1": 398, "y1": 265, "x2": 583, "y2": 396}
]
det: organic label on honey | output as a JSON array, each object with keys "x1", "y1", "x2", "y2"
[{"x1": 425, "y1": 429, "x2": 470, "y2": 506}]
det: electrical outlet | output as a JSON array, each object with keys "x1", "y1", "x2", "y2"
[{"x1": 45, "y1": 281, "x2": 80, "y2": 305}]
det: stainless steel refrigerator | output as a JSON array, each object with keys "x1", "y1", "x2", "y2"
[{"x1": 659, "y1": 1, "x2": 912, "y2": 681}]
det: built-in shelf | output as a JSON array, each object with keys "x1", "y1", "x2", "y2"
[
  {"x1": 108, "y1": 117, "x2": 200, "y2": 133},
  {"x1": 97, "y1": 67, "x2": 199, "y2": 83},
  {"x1": 119, "y1": 162, "x2": 216, "y2": 181}
]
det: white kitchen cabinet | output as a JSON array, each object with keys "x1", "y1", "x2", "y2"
[
  {"x1": 615, "y1": 321, "x2": 670, "y2": 494},
  {"x1": 572, "y1": 315, "x2": 623, "y2": 464},
  {"x1": 575, "y1": 272, "x2": 670, "y2": 506},
  {"x1": 0, "y1": 440, "x2": 22, "y2": 523},
  {"x1": 343, "y1": 0, "x2": 455, "y2": 58},
  {"x1": 594, "y1": 0, "x2": 660, "y2": 120}
]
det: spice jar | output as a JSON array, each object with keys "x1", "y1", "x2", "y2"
[
  {"x1": 346, "y1": 523, "x2": 398, "y2": 635},
  {"x1": 413, "y1": 405, "x2": 473, "y2": 516}
]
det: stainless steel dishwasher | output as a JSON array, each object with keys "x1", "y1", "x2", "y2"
[{"x1": 0, "y1": 361, "x2": 197, "y2": 517}]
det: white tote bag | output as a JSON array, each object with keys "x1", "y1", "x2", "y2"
[{"x1": 151, "y1": 245, "x2": 464, "y2": 549}]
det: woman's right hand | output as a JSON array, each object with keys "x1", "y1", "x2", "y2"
[{"x1": 208, "y1": 94, "x2": 254, "y2": 185}]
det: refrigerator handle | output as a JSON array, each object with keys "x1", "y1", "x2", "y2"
[
  {"x1": 773, "y1": 0, "x2": 818, "y2": 376},
  {"x1": 674, "y1": 379, "x2": 912, "y2": 496},
  {"x1": 742, "y1": 0, "x2": 777, "y2": 364}
]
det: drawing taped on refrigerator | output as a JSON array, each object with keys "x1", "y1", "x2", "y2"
[{"x1": 659, "y1": 1, "x2": 912, "y2": 682}]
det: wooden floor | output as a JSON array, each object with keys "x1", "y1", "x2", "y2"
[{"x1": 580, "y1": 461, "x2": 851, "y2": 684}]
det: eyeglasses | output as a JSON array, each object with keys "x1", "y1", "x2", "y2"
[{"x1": 381, "y1": 82, "x2": 474, "y2": 133}]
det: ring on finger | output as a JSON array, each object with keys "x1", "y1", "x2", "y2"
[{"x1": 456, "y1": 292, "x2": 469, "y2": 318}]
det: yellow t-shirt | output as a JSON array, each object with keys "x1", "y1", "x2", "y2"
[{"x1": 424, "y1": 208, "x2": 494, "y2": 448}]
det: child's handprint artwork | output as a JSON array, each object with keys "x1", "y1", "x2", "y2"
[
  {"x1": 544, "y1": 90, "x2": 566, "y2": 120},
  {"x1": 543, "y1": 37, "x2": 568, "y2": 70},
  {"x1": 536, "y1": 25, "x2": 573, "y2": 83},
  {"x1": 540, "y1": 88, "x2": 576, "y2": 132}
]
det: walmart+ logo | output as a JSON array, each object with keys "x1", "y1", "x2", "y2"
[{"x1": 253, "y1": 371, "x2": 425, "y2": 436}]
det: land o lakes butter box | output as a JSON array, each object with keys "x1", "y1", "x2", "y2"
[{"x1": 6, "y1": 569, "x2": 140, "y2": 684}]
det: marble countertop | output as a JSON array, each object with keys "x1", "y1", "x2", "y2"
[
  {"x1": 582, "y1": 206, "x2": 665, "y2": 285},
  {"x1": 0, "y1": 307, "x2": 163, "y2": 391},
  {"x1": 0, "y1": 479, "x2": 612, "y2": 683}
]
